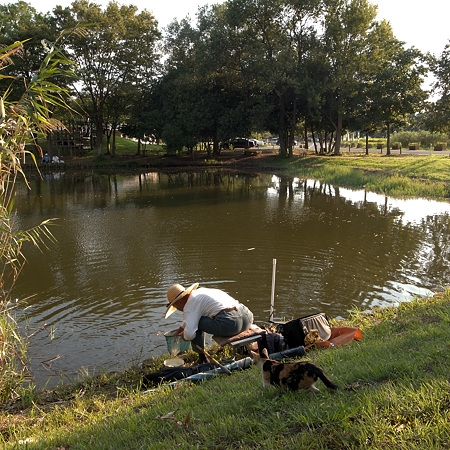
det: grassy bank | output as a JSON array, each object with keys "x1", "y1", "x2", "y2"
[
  {"x1": 253, "y1": 153, "x2": 450, "y2": 199},
  {"x1": 6, "y1": 141, "x2": 447, "y2": 449},
  {"x1": 2, "y1": 290, "x2": 450, "y2": 449}
]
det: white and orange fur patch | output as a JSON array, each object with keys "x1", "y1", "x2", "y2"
[{"x1": 251, "y1": 349, "x2": 338, "y2": 393}]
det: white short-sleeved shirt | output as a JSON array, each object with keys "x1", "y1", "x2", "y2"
[{"x1": 182, "y1": 287, "x2": 239, "y2": 340}]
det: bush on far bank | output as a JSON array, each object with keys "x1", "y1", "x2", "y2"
[{"x1": 390, "y1": 131, "x2": 448, "y2": 149}]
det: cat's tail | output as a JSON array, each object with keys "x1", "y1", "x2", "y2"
[{"x1": 317, "y1": 368, "x2": 339, "y2": 390}]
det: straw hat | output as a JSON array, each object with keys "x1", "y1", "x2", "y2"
[{"x1": 164, "y1": 283, "x2": 199, "y2": 318}]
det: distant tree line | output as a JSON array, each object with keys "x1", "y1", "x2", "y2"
[{"x1": 1, "y1": 0, "x2": 449, "y2": 157}]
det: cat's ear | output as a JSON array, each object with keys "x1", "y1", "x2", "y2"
[{"x1": 261, "y1": 348, "x2": 269, "y2": 359}]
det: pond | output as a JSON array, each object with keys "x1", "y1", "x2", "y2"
[{"x1": 12, "y1": 169, "x2": 450, "y2": 387}]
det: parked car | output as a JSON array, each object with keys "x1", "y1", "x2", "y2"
[
  {"x1": 276, "y1": 138, "x2": 297, "y2": 146},
  {"x1": 251, "y1": 139, "x2": 264, "y2": 147},
  {"x1": 233, "y1": 138, "x2": 255, "y2": 149}
]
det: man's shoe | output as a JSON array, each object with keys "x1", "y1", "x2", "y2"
[{"x1": 194, "y1": 353, "x2": 209, "y2": 365}]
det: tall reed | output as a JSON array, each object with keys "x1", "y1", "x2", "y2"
[{"x1": 0, "y1": 37, "x2": 76, "y2": 402}]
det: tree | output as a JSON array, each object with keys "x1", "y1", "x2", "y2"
[
  {"x1": 193, "y1": 3, "x2": 260, "y2": 155},
  {"x1": 146, "y1": 18, "x2": 203, "y2": 154},
  {"x1": 366, "y1": 46, "x2": 428, "y2": 155},
  {"x1": 225, "y1": 0, "x2": 326, "y2": 157},
  {"x1": 427, "y1": 42, "x2": 450, "y2": 135},
  {"x1": 321, "y1": 0, "x2": 382, "y2": 154},
  {"x1": 52, "y1": 0, "x2": 160, "y2": 155},
  {"x1": 141, "y1": 6, "x2": 258, "y2": 157},
  {"x1": 0, "y1": 1, "x2": 56, "y2": 102}
]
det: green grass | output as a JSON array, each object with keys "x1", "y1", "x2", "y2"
[
  {"x1": 76, "y1": 136, "x2": 165, "y2": 159},
  {"x1": 252, "y1": 154, "x2": 450, "y2": 199},
  {"x1": 104, "y1": 139, "x2": 165, "y2": 156},
  {"x1": 2, "y1": 291, "x2": 450, "y2": 449}
]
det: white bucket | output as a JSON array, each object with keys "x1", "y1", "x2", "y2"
[{"x1": 164, "y1": 357, "x2": 185, "y2": 367}]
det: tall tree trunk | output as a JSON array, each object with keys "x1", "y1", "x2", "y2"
[
  {"x1": 111, "y1": 130, "x2": 116, "y2": 157},
  {"x1": 311, "y1": 126, "x2": 318, "y2": 154},
  {"x1": 95, "y1": 119, "x2": 103, "y2": 156},
  {"x1": 105, "y1": 129, "x2": 112, "y2": 154},
  {"x1": 135, "y1": 134, "x2": 141, "y2": 156},
  {"x1": 288, "y1": 100, "x2": 297, "y2": 158},
  {"x1": 334, "y1": 114, "x2": 342, "y2": 155},
  {"x1": 213, "y1": 138, "x2": 220, "y2": 156},
  {"x1": 318, "y1": 131, "x2": 324, "y2": 153},
  {"x1": 278, "y1": 112, "x2": 287, "y2": 157},
  {"x1": 304, "y1": 122, "x2": 308, "y2": 151},
  {"x1": 288, "y1": 130, "x2": 294, "y2": 157},
  {"x1": 386, "y1": 123, "x2": 391, "y2": 156}
]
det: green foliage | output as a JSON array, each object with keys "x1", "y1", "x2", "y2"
[
  {"x1": 0, "y1": 36, "x2": 75, "y2": 402},
  {"x1": 0, "y1": 306, "x2": 28, "y2": 403},
  {"x1": 427, "y1": 42, "x2": 450, "y2": 133},
  {"x1": 147, "y1": 0, "x2": 430, "y2": 157},
  {"x1": 0, "y1": 2, "x2": 57, "y2": 102},
  {"x1": 162, "y1": 123, "x2": 186, "y2": 154},
  {"x1": 392, "y1": 130, "x2": 448, "y2": 149},
  {"x1": 0, "y1": 0, "x2": 435, "y2": 155},
  {"x1": 55, "y1": 0, "x2": 160, "y2": 155}
]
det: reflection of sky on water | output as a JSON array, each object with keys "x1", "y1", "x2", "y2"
[
  {"x1": 269, "y1": 176, "x2": 450, "y2": 227},
  {"x1": 268, "y1": 176, "x2": 450, "y2": 314},
  {"x1": 358, "y1": 281, "x2": 434, "y2": 317},
  {"x1": 339, "y1": 188, "x2": 450, "y2": 226},
  {"x1": 330, "y1": 185, "x2": 449, "y2": 308}
]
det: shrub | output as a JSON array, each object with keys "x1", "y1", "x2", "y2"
[{"x1": 393, "y1": 131, "x2": 448, "y2": 149}]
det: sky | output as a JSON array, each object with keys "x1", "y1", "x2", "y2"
[{"x1": 22, "y1": 0, "x2": 450, "y2": 56}]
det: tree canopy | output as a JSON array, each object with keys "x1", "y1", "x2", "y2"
[
  {"x1": 428, "y1": 42, "x2": 450, "y2": 135},
  {"x1": 50, "y1": 0, "x2": 160, "y2": 155},
  {"x1": 0, "y1": 0, "x2": 442, "y2": 155}
]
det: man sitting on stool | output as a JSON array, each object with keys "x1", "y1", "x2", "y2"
[{"x1": 165, "y1": 283, "x2": 254, "y2": 364}]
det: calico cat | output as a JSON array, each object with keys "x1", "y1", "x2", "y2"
[{"x1": 251, "y1": 349, "x2": 338, "y2": 393}]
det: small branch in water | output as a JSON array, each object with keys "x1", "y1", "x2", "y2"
[
  {"x1": 28, "y1": 323, "x2": 48, "y2": 339},
  {"x1": 41, "y1": 354, "x2": 61, "y2": 369}
]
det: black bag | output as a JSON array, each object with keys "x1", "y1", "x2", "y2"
[
  {"x1": 265, "y1": 330, "x2": 286, "y2": 354},
  {"x1": 276, "y1": 313, "x2": 331, "y2": 348},
  {"x1": 142, "y1": 363, "x2": 218, "y2": 388}
]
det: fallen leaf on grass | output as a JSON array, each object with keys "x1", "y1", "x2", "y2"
[
  {"x1": 156, "y1": 410, "x2": 192, "y2": 428},
  {"x1": 157, "y1": 411, "x2": 177, "y2": 420}
]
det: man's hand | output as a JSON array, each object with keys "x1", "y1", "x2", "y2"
[
  {"x1": 175, "y1": 326, "x2": 189, "y2": 341},
  {"x1": 174, "y1": 326, "x2": 185, "y2": 337}
]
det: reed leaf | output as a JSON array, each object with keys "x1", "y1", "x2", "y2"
[{"x1": 0, "y1": 34, "x2": 76, "y2": 402}]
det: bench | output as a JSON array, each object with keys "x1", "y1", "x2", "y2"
[{"x1": 212, "y1": 324, "x2": 267, "y2": 354}]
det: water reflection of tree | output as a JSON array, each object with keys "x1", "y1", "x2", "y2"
[
  {"x1": 419, "y1": 214, "x2": 450, "y2": 284},
  {"x1": 271, "y1": 175, "x2": 428, "y2": 315}
]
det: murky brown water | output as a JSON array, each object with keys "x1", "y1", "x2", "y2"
[{"x1": 12, "y1": 169, "x2": 450, "y2": 387}]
